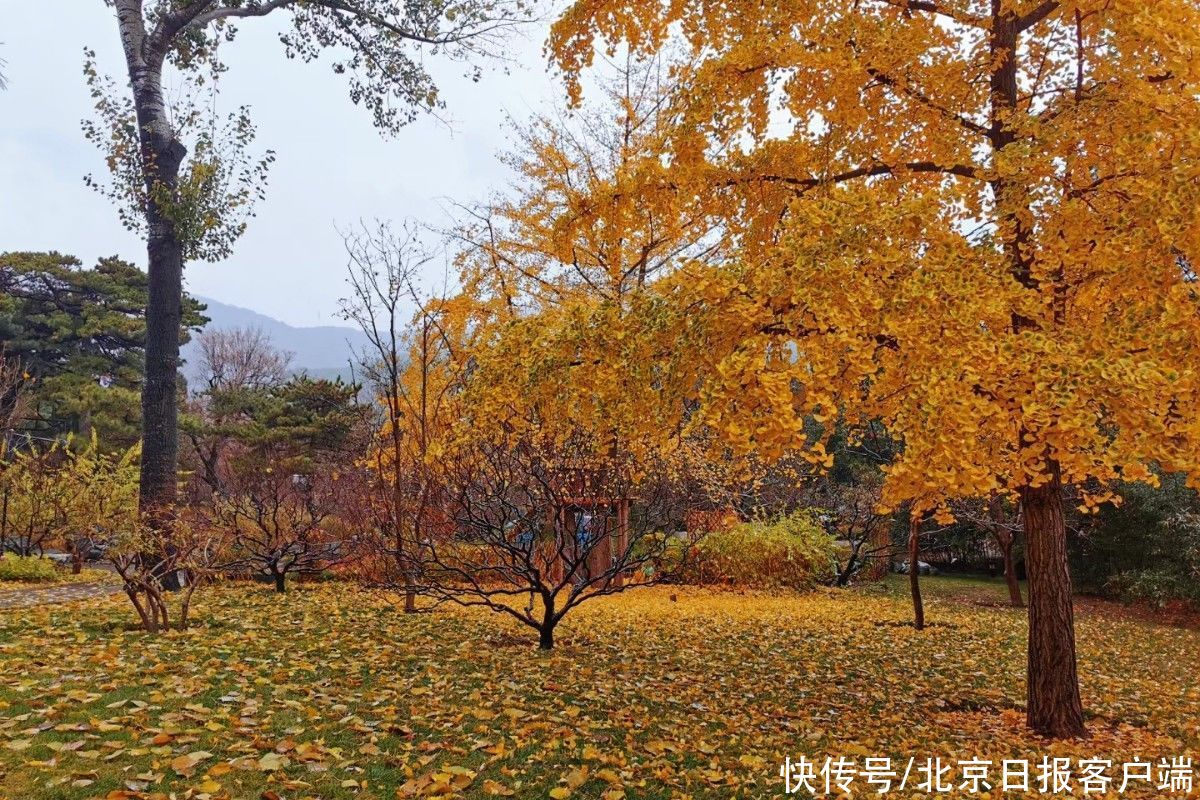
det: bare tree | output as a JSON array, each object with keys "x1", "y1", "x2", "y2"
[
  {"x1": 194, "y1": 326, "x2": 292, "y2": 393},
  {"x1": 814, "y1": 478, "x2": 896, "y2": 587},
  {"x1": 109, "y1": 512, "x2": 228, "y2": 631},
  {"x1": 184, "y1": 327, "x2": 294, "y2": 499},
  {"x1": 186, "y1": 373, "x2": 364, "y2": 592},
  {"x1": 340, "y1": 221, "x2": 459, "y2": 613},
  {"x1": 987, "y1": 498, "x2": 1025, "y2": 608},
  {"x1": 953, "y1": 496, "x2": 1025, "y2": 608},
  {"x1": 414, "y1": 431, "x2": 690, "y2": 650},
  {"x1": 215, "y1": 464, "x2": 353, "y2": 592}
]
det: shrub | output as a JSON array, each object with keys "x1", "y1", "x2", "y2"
[
  {"x1": 684, "y1": 511, "x2": 837, "y2": 590},
  {"x1": 0, "y1": 553, "x2": 59, "y2": 582},
  {"x1": 1097, "y1": 512, "x2": 1200, "y2": 607},
  {"x1": 1071, "y1": 475, "x2": 1200, "y2": 605}
]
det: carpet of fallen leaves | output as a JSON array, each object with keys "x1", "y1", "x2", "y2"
[{"x1": 0, "y1": 580, "x2": 1197, "y2": 799}]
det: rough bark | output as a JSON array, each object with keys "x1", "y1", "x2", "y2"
[
  {"x1": 1020, "y1": 469, "x2": 1086, "y2": 738},
  {"x1": 136, "y1": 119, "x2": 186, "y2": 518},
  {"x1": 908, "y1": 514, "x2": 924, "y2": 631},
  {"x1": 273, "y1": 570, "x2": 286, "y2": 593}
]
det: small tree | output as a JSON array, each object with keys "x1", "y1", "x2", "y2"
[
  {"x1": 815, "y1": 478, "x2": 895, "y2": 587},
  {"x1": 216, "y1": 459, "x2": 350, "y2": 592},
  {"x1": 0, "y1": 444, "x2": 71, "y2": 557},
  {"x1": 907, "y1": 511, "x2": 926, "y2": 631},
  {"x1": 194, "y1": 326, "x2": 292, "y2": 394},
  {"x1": 193, "y1": 376, "x2": 364, "y2": 591},
  {"x1": 952, "y1": 496, "x2": 1025, "y2": 608},
  {"x1": 183, "y1": 326, "x2": 293, "y2": 504},
  {"x1": 415, "y1": 430, "x2": 687, "y2": 649},
  {"x1": 340, "y1": 222, "x2": 453, "y2": 612},
  {"x1": 54, "y1": 438, "x2": 141, "y2": 574},
  {"x1": 109, "y1": 513, "x2": 228, "y2": 631}
]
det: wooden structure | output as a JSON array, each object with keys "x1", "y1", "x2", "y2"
[{"x1": 549, "y1": 467, "x2": 631, "y2": 587}]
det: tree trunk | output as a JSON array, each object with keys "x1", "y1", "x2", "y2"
[
  {"x1": 988, "y1": 498, "x2": 1024, "y2": 608},
  {"x1": 538, "y1": 622, "x2": 555, "y2": 650},
  {"x1": 391, "y1": 459, "x2": 418, "y2": 614},
  {"x1": 985, "y1": 3, "x2": 1084, "y2": 737},
  {"x1": 127, "y1": 586, "x2": 155, "y2": 633},
  {"x1": 138, "y1": 218, "x2": 184, "y2": 517},
  {"x1": 908, "y1": 514, "x2": 924, "y2": 631},
  {"x1": 273, "y1": 570, "x2": 286, "y2": 593},
  {"x1": 1000, "y1": 533, "x2": 1024, "y2": 607},
  {"x1": 1020, "y1": 471, "x2": 1085, "y2": 738},
  {"x1": 138, "y1": 165, "x2": 185, "y2": 540},
  {"x1": 538, "y1": 596, "x2": 557, "y2": 650},
  {"x1": 403, "y1": 569, "x2": 417, "y2": 612},
  {"x1": 1, "y1": 489, "x2": 9, "y2": 554},
  {"x1": 116, "y1": 5, "x2": 188, "y2": 590}
]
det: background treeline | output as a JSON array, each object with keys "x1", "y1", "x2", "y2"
[{"x1": 3, "y1": 246, "x2": 1195, "y2": 608}]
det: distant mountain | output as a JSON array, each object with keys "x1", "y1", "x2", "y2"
[{"x1": 182, "y1": 296, "x2": 371, "y2": 388}]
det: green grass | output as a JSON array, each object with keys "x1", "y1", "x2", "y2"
[
  {"x1": 0, "y1": 581, "x2": 1197, "y2": 799},
  {"x1": 874, "y1": 571, "x2": 1027, "y2": 602}
]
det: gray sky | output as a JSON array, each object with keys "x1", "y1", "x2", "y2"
[{"x1": 0, "y1": 2, "x2": 562, "y2": 326}]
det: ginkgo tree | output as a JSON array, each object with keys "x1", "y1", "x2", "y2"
[
  {"x1": 449, "y1": 56, "x2": 731, "y2": 466},
  {"x1": 550, "y1": 0, "x2": 1200, "y2": 737}
]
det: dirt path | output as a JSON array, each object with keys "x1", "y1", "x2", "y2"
[{"x1": 0, "y1": 581, "x2": 122, "y2": 609}]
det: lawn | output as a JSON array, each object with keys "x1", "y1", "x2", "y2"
[
  {"x1": 0, "y1": 565, "x2": 119, "y2": 593},
  {"x1": 0, "y1": 578, "x2": 1197, "y2": 799}
]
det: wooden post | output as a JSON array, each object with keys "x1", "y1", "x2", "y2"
[
  {"x1": 614, "y1": 499, "x2": 630, "y2": 587},
  {"x1": 590, "y1": 509, "x2": 613, "y2": 585},
  {"x1": 550, "y1": 506, "x2": 566, "y2": 585}
]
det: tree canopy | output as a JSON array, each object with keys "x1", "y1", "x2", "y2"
[{"x1": 549, "y1": 0, "x2": 1200, "y2": 512}]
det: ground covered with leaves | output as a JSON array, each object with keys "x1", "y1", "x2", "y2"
[{"x1": 0, "y1": 579, "x2": 1197, "y2": 799}]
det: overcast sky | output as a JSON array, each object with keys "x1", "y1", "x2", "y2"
[{"x1": 0, "y1": 3, "x2": 564, "y2": 327}]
